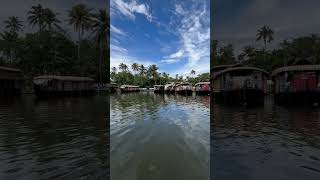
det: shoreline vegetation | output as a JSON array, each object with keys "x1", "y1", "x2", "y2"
[
  {"x1": 211, "y1": 25, "x2": 320, "y2": 71},
  {"x1": 110, "y1": 63, "x2": 210, "y2": 88},
  {"x1": 0, "y1": 3, "x2": 109, "y2": 93}
]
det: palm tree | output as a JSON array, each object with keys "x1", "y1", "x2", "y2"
[
  {"x1": 43, "y1": 8, "x2": 61, "y2": 32},
  {"x1": 256, "y1": 25, "x2": 274, "y2": 51},
  {"x1": 119, "y1": 63, "x2": 128, "y2": 72},
  {"x1": 139, "y1": 64, "x2": 146, "y2": 86},
  {"x1": 112, "y1": 67, "x2": 117, "y2": 73},
  {"x1": 68, "y1": 4, "x2": 92, "y2": 61},
  {"x1": 132, "y1": 63, "x2": 139, "y2": 74},
  {"x1": 28, "y1": 4, "x2": 45, "y2": 32},
  {"x1": 190, "y1": 70, "x2": 195, "y2": 78},
  {"x1": 92, "y1": 9, "x2": 108, "y2": 84},
  {"x1": 148, "y1": 64, "x2": 158, "y2": 85},
  {"x1": 4, "y1": 16, "x2": 23, "y2": 35},
  {"x1": 3, "y1": 16, "x2": 23, "y2": 62}
]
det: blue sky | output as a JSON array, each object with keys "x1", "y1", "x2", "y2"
[
  {"x1": 110, "y1": 0, "x2": 210, "y2": 78},
  {"x1": 213, "y1": 0, "x2": 320, "y2": 54}
]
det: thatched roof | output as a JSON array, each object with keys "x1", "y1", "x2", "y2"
[
  {"x1": 0, "y1": 66, "x2": 21, "y2": 72},
  {"x1": 272, "y1": 65, "x2": 320, "y2": 76},
  {"x1": 195, "y1": 82, "x2": 210, "y2": 85},
  {"x1": 34, "y1": 75, "x2": 94, "y2": 82},
  {"x1": 213, "y1": 67, "x2": 270, "y2": 80},
  {"x1": 120, "y1": 85, "x2": 139, "y2": 88}
]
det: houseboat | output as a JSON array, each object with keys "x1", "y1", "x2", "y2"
[
  {"x1": 154, "y1": 85, "x2": 164, "y2": 93},
  {"x1": 195, "y1": 82, "x2": 210, "y2": 95},
  {"x1": 175, "y1": 83, "x2": 193, "y2": 96},
  {"x1": 164, "y1": 83, "x2": 175, "y2": 94},
  {"x1": 272, "y1": 58, "x2": 320, "y2": 104},
  {"x1": 212, "y1": 66, "x2": 269, "y2": 105},
  {"x1": 119, "y1": 85, "x2": 140, "y2": 93},
  {"x1": 33, "y1": 75, "x2": 95, "y2": 96},
  {"x1": 0, "y1": 66, "x2": 24, "y2": 96}
]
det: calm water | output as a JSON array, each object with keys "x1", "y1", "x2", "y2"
[
  {"x1": 110, "y1": 92, "x2": 210, "y2": 180},
  {"x1": 212, "y1": 95, "x2": 320, "y2": 180},
  {"x1": 0, "y1": 95, "x2": 108, "y2": 179}
]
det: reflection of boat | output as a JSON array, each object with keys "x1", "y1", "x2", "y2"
[
  {"x1": 195, "y1": 82, "x2": 210, "y2": 95},
  {"x1": 213, "y1": 66, "x2": 269, "y2": 105},
  {"x1": 164, "y1": 83, "x2": 175, "y2": 94},
  {"x1": 272, "y1": 58, "x2": 320, "y2": 104},
  {"x1": 154, "y1": 85, "x2": 164, "y2": 93},
  {"x1": 33, "y1": 76, "x2": 95, "y2": 96},
  {"x1": 175, "y1": 83, "x2": 193, "y2": 96},
  {"x1": 120, "y1": 85, "x2": 140, "y2": 93}
]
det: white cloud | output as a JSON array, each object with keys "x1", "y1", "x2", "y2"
[
  {"x1": 111, "y1": 0, "x2": 152, "y2": 22},
  {"x1": 111, "y1": 44, "x2": 128, "y2": 53},
  {"x1": 110, "y1": 24, "x2": 127, "y2": 36},
  {"x1": 162, "y1": 1, "x2": 210, "y2": 75}
]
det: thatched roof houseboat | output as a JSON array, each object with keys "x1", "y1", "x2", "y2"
[
  {"x1": 175, "y1": 82, "x2": 193, "y2": 96},
  {"x1": 212, "y1": 66, "x2": 269, "y2": 104},
  {"x1": 154, "y1": 85, "x2": 164, "y2": 93},
  {"x1": 119, "y1": 85, "x2": 140, "y2": 93},
  {"x1": 33, "y1": 75, "x2": 95, "y2": 96},
  {"x1": 195, "y1": 82, "x2": 210, "y2": 95},
  {"x1": 272, "y1": 58, "x2": 320, "y2": 104},
  {"x1": 0, "y1": 66, "x2": 24, "y2": 96}
]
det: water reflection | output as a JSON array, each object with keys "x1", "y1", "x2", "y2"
[
  {"x1": 212, "y1": 95, "x2": 320, "y2": 180},
  {"x1": 0, "y1": 95, "x2": 108, "y2": 179},
  {"x1": 111, "y1": 92, "x2": 210, "y2": 180}
]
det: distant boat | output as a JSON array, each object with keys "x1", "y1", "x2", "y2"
[
  {"x1": 213, "y1": 66, "x2": 269, "y2": 105},
  {"x1": 119, "y1": 85, "x2": 140, "y2": 93},
  {"x1": 33, "y1": 75, "x2": 95, "y2": 96},
  {"x1": 154, "y1": 85, "x2": 164, "y2": 93},
  {"x1": 175, "y1": 83, "x2": 193, "y2": 96},
  {"x1": 164, "y1": 83, "x2": 175, "y2": 94},
  {"x1": 195, "y1": 82, "x2": 210, "y2": 95},
  {"x1": 0, "y1": 66, "x2": 24, "y2": 96},
  {"x1": 272, "y1": 58, "x2": 320, "y2": 104}
]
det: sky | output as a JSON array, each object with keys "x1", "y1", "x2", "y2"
[
  {"x1": 213, "y1": 0, "x2": 320, "y2": 55},
  {"x1": 110, "y1": 0, "x2": 210, "y2": 78}
]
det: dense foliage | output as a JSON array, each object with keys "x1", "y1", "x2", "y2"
[
  {"x1": 0, "y1": 3, "x2": 109, "y2": 83},
  {"x1": 111, "y1": 63, "x2": 210, "y2": 87},
  {"x1": 211, "y1": 26, "x2": 320, "y2": 72}
]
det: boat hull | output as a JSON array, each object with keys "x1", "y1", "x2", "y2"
[
  {"x1": 176, "y1": 90, "x2": 193, "y2": 96},
  {"x1": 275, "y1": 92, "x2": 320, "y2": 105},
  {"x1": 195, "y1": 90, "x2": 210, "y2": 96},
  {"x1": 34, "y1": 85, "x2": 95, "y2": 97},
  {"x1": 214, "y1": 89, "x2": 265, "y2": 105}
]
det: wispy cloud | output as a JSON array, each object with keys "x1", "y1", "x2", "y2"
[
  {"x1": 162, "y1": 1, "x2": 210, "y2": 76},
  {"x1": 111, "y1": 0, "x2": 152, "y2": 22},
  {"x1": 110, "y1": 24, "x2": 127, "y2": 36}
]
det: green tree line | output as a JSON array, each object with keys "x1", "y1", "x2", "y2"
[
  {"x1": 211, "y1": 25, "x2": 320, "y2": 72},
  {"x1": 111, "y1": 63, "x2": 210, "y2": 87},
  {"x1": 0, "y1": 3, "x2": 109, "y2": 83}
]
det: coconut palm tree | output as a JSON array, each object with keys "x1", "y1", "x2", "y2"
[
  {"x1": 43, "y1": 8, "x2": 61, "y2": 32},
  {"x1": 119, "y1": 63, "x2": 128, "y2": 72},
  {"x1": 148, "y1": 64, "x2": 158, "y2": 85},
  {"x1": 28, "y1": 4, "x2": 45, "y2": 32},
  {"x1": 190, "y1": 70, "x2": 195, "y2": 78},
  {"x1": 256, "y1": 25, "x2": 274, "y2": 51},
  {"x1": 92, "y1": 9, "x2": 108, "y2": 84},
  {"x1": 139, "y1": 64, "x2": 146, "y2": 86},
  {"x1": 4, "y1": 16, "x2": 23, "y2": 35},
  {"x1": 2, "y1": 16, "x2": 23, "y2": 62},
  {"x1": 131, "y1": 63, "x2": 139, "y2": 74},
  {"x1": 68, "y1": 4, "x2": 92, "y2": 61}
]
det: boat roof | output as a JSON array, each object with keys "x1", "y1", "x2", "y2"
[
  {"x1": 120, "y1": 85, "x2": 139, "y2": 88},
  {"x1": 176, "y1": 82, "x2": 192, "y2": 85},
  {"x1": 272, "y1": 65, "x2": 320, "y2": 76},
  {"x1": 195, "y1": 82, "x2": 210, "y2": 85},
  {"x1": 0, "y1": 66, "x2": 21, "y2": 72},
  {"x1": 213, "y1": 67, "x2": 270, "y2": 79},
  {"x1": 154, "y1": 85, "x2": 164, "y2": 87},
  {"x1": 34, "y1": 75, "x2": 94, "y2": 81}
]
